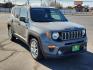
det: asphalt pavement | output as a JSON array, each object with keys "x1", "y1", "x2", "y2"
[{"x1": 0, "y1": 13, "x2": 93, "y2": 70}]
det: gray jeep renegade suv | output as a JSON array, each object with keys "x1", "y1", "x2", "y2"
[{"x1": 7, "y1": 5, "x2": 87, "y2": 60}]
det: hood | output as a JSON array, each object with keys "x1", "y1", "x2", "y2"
[{"x1": 32, "y1": 22, "x2": 85, "y2": 31}]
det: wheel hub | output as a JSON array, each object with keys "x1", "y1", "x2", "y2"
[{"x1": 30, "y1": 40, "x2": 38, "y2": 58}]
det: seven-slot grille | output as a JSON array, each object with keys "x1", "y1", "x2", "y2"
[{"x1": 61, "y1": 30, "x2": 83, "y2": 40}]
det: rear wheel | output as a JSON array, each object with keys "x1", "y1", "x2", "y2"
[
  {"x1": 8, "y1": 27, "x2": 16, "y2": 41},
  {"x1": 30, "y1": 38, "x2": 43, "y2": 60}
]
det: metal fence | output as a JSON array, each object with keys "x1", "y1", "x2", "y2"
[
  {"x1": 61, "y1": 9, "x2": 76, "y2": 14},
  {"x1": 0, "y1": 7, "x2": 11, "y2": 13},
  {"x1": 60, "y1": 9, "x2": 93, "y2": 16}
]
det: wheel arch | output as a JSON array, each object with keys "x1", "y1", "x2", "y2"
[
  {"x1": 28, "y1": 32, "x2": 41, "y2": 47},
  {"x1": 28, "y1": 32, "x2": 44, "y2": 60}
]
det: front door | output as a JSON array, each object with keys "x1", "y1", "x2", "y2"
[{"x1": 18, "y1": 7, "x2": 29, "y2": 41}]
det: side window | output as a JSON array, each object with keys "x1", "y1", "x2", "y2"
[
  {"x1": 14, "y1": 7, "x2": 20, "y2": 18},
  {"x1": 20, "y1": 7, "x2": 28, "y2": 18}
]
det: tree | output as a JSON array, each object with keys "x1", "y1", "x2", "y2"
[
  {"x1": 83, "y1": 5, "x2": 89, "y2": 12},
  {"x1": 50, "y1": 1, "x2": 63, "y2": 9},
  {"x1": 66, "y1": 6, "x2": 74, "y2": 9},
  {"x1": 4, "y1": 2, "x2": 13, "y2": 8}
]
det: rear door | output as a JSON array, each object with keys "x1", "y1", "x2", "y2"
[
  {"x1": 12, "y1": 7, "x2": 21, "y2": 34},
  {"x1": 18, "y1": 7, "x2": 29, "y2": 41}
]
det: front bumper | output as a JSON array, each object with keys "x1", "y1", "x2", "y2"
[
  {"x1": 43, "y1": 43, "x2": 87, "y2": 58},
  {"x1": 40, "y1": 36, "x2": 87, "y2": 58}
]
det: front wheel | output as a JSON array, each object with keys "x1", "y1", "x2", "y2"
[{"x1": 30, "y1": 38, "x2": 43, "y2": 60}]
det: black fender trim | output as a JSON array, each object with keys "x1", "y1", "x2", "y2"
[{"x1": 28, "y1": 30, "x2": 46, "y2": 57}]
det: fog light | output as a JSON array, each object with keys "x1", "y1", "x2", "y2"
[
  {"x1": 48, "y1": 45, "x2": 56, "y2": 49},
  {"x1": 58, "y1": 50, "x2": 62, "y2": 55}
]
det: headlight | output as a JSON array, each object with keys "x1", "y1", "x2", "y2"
[
  {"x1": 82, "y1": 30, "x2": 86, "y2": 36},
  {"x1": 52, "y1": 32, "x2": 59, "y2": 40}
]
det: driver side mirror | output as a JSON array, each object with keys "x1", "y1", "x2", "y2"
[{"x1": 20, "y1": 17, "x2": 29, "y2": 23}]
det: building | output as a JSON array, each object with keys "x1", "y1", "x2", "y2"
[{"x1": 74, "y1": 0, "x2": 83, "y2": 12}]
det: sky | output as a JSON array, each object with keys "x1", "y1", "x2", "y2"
[{"x1": 0, "y1": 0, "x2": 93, "y2": 7}]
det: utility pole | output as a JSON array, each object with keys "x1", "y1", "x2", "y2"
[
  {"x1": 55, "y1": 0, "x2": 56, "y2": 5},
  {"x1": 4, "y1": 0, "x2": 5, "y2": 2},
  {"x1": 27, "y1": 0, "x2": 30, "y2": 5},
  {"x1": 13, "y1": 0, "x2": 16, "y2": 5},
  {"x1": 12, "y1": 0, "x2": 15, "y2": 4}
]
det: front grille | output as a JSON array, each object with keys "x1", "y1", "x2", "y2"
[{"x1": 61, "y1": 30, "x2": 83, "y2": 40}]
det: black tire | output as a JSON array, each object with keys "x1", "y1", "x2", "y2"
[
  {"x1": 30, "y1": 38, "x2": 43, "y2": 60},
  {"x1": 8, "y1": 26, "x2": 16, "y2": 41}
]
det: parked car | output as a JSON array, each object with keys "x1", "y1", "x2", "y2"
[{"x1": 7, "y1": 5, "x2": 87, "y2": 60}]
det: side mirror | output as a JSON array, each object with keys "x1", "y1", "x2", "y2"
[{"x1": 20, "y1": 17, "x2": 29, "y2": 23}]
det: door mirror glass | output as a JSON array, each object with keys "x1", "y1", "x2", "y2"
[{"x1": 20, "y1": 17, "x2": 29, "y2": 23}]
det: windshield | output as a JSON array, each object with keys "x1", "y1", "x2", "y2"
[{"x1": 30, "y1": 8, "x2": 68, "y2": 22}]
